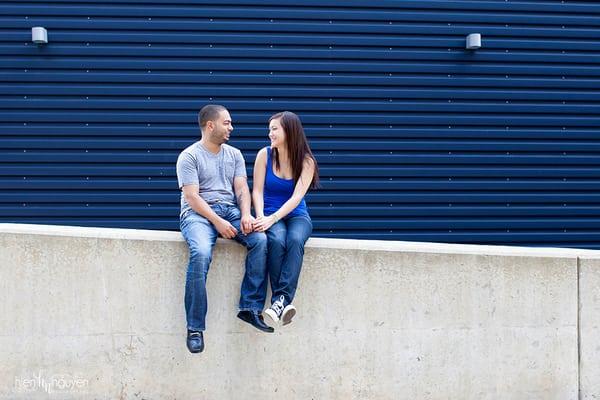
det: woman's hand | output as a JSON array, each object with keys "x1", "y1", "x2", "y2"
[{"x1": 253, "y1": 215, "x2": 278, "y2": 232}]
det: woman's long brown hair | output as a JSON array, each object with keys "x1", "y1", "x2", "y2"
[{"x1": 269, "y1": 111, "x2": 320, "y2": 189}]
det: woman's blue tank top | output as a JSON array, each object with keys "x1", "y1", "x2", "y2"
[{"x1": 263, "y1": 147, "x2": 308, "y2": 218}]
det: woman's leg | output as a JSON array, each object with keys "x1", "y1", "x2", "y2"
[
  {"x1": 274, "y1": 215, "x2": 312, "y2": 305},
  {"x1": 266, "y1": 220, "x2": 287, "y2": 303}
]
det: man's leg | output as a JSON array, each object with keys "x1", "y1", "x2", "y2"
[
  {"x1": 224, "y1": 206, "x2": 272, "y2": 332},
  {"x1": 180, "y1": 212, "x2": 218, "y2": 332}
]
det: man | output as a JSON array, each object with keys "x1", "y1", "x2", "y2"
[{"x1": 176, "y1": 104, "x2": 273, "y2": 354}]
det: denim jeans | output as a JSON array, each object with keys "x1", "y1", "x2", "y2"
[
  {"x1": 266, "y1": 215, "x2": 312, "y2": 306},
  {"x1": 180, "y1": 203, "x2": 268, "y2": 332}
]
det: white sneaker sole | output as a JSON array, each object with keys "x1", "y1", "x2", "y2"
[
  {"x1": 281, "y1": 305, "x2": 296, "y2": 326},
  {"x1": 263, "y1": 308, "x2": 279, "y2": 327}
]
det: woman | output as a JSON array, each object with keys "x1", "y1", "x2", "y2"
[{"x1": 252, "y1": 111, "x2": 319, "y2": 327}]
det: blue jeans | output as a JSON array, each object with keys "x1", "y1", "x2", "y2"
[
  {"x1": 266, "y1": 215, "x2": 312, "y2": 306},
  {"x1": 180, "y1": 204, "x2": 268, "y2": 332}
]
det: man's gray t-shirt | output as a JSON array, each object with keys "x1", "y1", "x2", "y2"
[{"x1": 176, "y1": 142, "x2": 247, "y2": 217}]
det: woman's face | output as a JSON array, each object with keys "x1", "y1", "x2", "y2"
[{"x1": 268, "y1": 118, "x2": 286, "y2": 149}]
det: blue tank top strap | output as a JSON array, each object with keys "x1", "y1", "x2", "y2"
[{"x1": 266, "y1": 146, "x2": 272, "y2": 171}]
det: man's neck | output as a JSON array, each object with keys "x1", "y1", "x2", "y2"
[{"x1": 200, "y1": 138, "x2": 221, "y2": 154}]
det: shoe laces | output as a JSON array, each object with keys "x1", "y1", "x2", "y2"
[
  {"x1": 189, "y1": 331, "x2": 202, "y2": 337},
  {"x1": 271, "y1": 295, "x2": 285, "y2": 316}
]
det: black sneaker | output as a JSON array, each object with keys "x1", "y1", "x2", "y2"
[{"x1": 263, "y1": 295, "x2": 285, "y2": 326}]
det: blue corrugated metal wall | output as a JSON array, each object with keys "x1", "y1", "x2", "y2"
[{"x1": 1, "y1": 0, "x2": 600, "y2": 248}]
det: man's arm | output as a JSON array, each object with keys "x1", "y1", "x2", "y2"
[
  {"x1": 234, "y1": 176, "x2": 253, "y2": 234},
  {"x1": 182, "y1": 185, "x2": 238, "y2": 239}
]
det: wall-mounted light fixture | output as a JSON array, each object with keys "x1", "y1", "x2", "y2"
[
  {"x1": 32, "y1": 27, "x2": 48, "y2": 44},
  {"x1": 466, "y1": 33, "x2": 481, "y2": 50}
]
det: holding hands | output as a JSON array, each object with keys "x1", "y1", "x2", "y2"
[{"x1": 253, "y1": 214, "x2": 278, "y2": 232}]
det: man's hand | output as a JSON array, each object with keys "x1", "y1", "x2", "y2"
[
  {"x1": 241, "y1": 214, "x2": 255, "y2": 235},
  {"x1": 214, "y1": 217, "x2": 238, "y2": 239}
]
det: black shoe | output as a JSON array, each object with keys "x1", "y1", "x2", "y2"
[
  {"x1": 186, "y1": 330, "x2": 204, "y2": 353},
  {"x1": 237, "y1": 311, "x2": 274, "y2": 333}
]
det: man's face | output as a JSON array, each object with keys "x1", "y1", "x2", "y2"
[{"x1": 208, "y1": 110, "x2": 233, "y2": 145}]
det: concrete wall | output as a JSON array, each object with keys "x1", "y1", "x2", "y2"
[{"x1": 0, "y1": 223, "x2": 598, "y2": 399}]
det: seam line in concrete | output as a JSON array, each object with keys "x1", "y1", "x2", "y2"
[{"x1": 577, "y1": 256, "x2": 582, "y2": 400}]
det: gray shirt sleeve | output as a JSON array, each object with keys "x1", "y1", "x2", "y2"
[
  {"x1": 234, "y1": 150, "x2": 247, "y2": 178},
  {"x1": 176, "y1": 151, "x2": 199, "y2": 189}
]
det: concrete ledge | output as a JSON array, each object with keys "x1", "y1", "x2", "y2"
[{"x1": 0, "y1": 223, "x2": 597, "y2": 399}]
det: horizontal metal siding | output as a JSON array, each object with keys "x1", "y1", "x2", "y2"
[{"x1": 1, "y1": 0, "x2": 600, "y2": 248}]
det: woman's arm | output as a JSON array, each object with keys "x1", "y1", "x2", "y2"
[
  {"x1": 252, "y1": 147, "x2": 268, "y2": 218},
  {"x1": 254, "y1": 157, "x2": 315, "y2": 231}
]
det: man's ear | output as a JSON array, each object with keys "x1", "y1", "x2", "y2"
[{"x1": 206, "y1": 120, "x2": 213, "y2": 132}]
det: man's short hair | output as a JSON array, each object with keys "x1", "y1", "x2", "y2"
[{"x1": 198, "y1": 104, "x2": 227, "y2": 127}]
